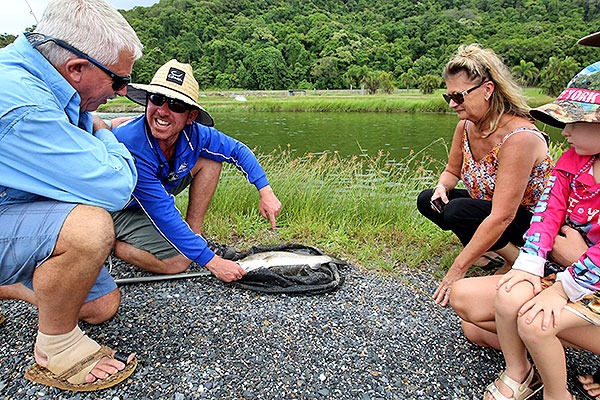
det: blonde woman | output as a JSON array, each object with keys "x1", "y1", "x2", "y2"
[{"x1": 417, "y1": 44, "x2": 553, "y2": 315}]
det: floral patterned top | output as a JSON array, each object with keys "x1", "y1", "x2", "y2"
[{"x1": 461, "y1": 121, "x2": 554, "y2": 213}]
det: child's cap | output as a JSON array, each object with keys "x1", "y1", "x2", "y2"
[
  {"x1": 530, "y1": 61, "x2": 600, "y2": 129},
  {"x1": 578, "y1": 31, "x2": 600, "y2": 47}
]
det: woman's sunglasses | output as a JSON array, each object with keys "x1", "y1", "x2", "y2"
[
  {"x1": 442, "y1": 80, "x2": 488, "y2": 105},
  {"x1": 25, "y1": 32, "x2": 131, "y2": 91},
  {"x1": 147, "y1": 93, "x2": 192, "y2": 113}
]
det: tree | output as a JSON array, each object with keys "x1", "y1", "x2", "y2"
[
  {"x1": 511, "y1": 59, "x2": 539, "y2": 87},
  {"x1": 344, "y1": 65, "x2": 371, "y2": 91},
  {"x1": 419, "y1": 74, "x2": 443, "y2": 95},
  {"x1": 378, "y1": 71, "x2": 395, "y2": 94},
  {"x1": 0, "y1": 34, "x2": 16, "y2": 48},
  {"x1": 246, "y1": 46, "x2": 288, "y2": 90},
  {"x1": 311, "y1": 57, "x2": 344, "y2": 89},
  {"x1": 539, "y1": 56, "x2": 580, "y2": 97},
  {"x1": 399, "y1": 68, "x2": 418, "y2": 93}
]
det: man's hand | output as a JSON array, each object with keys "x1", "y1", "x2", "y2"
[
  {"x1": 92, "y1": 115, "x2": 110, "y2": 132},
  {"x1": 205, "y1": 256, "x2": 247, "y2": 282},
  {"x1": 258, "y1": 185, "x2": 282, "y2": 230}
]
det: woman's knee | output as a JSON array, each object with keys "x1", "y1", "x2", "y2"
[
  {"x1": 495, "y1": 284, "x2": 531, "y2": 319},
  {"x1": 449, "y1": 278, "x2": 472, "y2": 317},
  {"x1": 461, "y1": 321, "x2": 499, "y2": 348},
  {"x1": 416, "y1": 189, "x2": 435, "y2": 216}
]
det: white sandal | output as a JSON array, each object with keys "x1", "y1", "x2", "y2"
[{"x1": 484, "y1": 367, "x2": 543, "y2": 400}]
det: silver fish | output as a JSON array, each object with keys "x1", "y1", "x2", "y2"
[{"x1": 237, "y1": 251, "x2": 334, "y2": 272}]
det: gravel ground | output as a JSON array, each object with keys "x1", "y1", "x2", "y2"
[{"x1": 1, "y1": 260, "x2": 599, "y2": 400}]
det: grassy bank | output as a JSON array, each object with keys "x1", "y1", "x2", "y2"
[
  {"x1": 98, "y1": 88, "x2": 554, "y2": 114},
  {"x1": 176, "y1": 146, "x2": 459, "y2": 276}
]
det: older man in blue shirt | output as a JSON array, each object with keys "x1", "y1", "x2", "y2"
[{"x1": 0, "y1": 0, "x2": 142, "y2": 392}]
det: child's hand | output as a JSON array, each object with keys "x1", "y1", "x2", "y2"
[
  {"x1": 497, "y1": 269, "x2": 542, "y2": 294},
  {"x1": 518, "y1": 282, "x2": 568, "y2": 330}
]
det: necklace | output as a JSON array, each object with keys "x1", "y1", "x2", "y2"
[{"x1": 571, "y1": 155, "x2": 600, "y2": 200}]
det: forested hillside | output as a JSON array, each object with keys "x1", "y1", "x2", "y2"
[{"x1": 3, "y1": 0, "x2": 600, "y2": 92}]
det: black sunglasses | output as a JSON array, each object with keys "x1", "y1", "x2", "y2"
[
  {"x1": 442, "y1": 80, "x2": 488, "y2": 105},
  {"x1": 147, "y1": 93, "x2": 192, "y2": 113},
  {"x1": 25, "y1": 32, "x2": 131, "y2": 91}
]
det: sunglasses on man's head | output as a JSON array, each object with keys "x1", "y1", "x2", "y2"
[
  {"x1": 442, "y1": 80, "x2": 488, "y2": 105},
  {"x1": 25, "y1": 32, "x2": 131, "y2": 92},
  {"x1": 147, "y1": 93, "x2": 192, "y2": 113}
]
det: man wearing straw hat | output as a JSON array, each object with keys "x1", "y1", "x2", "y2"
[{"x1": 111, "y1": 59, "x2": 282, "y2": 281}]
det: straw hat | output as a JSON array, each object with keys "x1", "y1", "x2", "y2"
[
  {"x1": 126, "y1": 59, "x2": 214, "y2": 127},
  {"x1": 530, "y1": 61, "x2": 600, "y2": 128},
  {"x1": 578, "y1": 31, "x2": 600, "y2": 47}
]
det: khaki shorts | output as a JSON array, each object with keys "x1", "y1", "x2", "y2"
[{"x1": 112, "y1": 174, "x2": 193, "y2": 260}]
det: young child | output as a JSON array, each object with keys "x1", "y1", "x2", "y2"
[{"x1": 485, "y1": 61, "x2": 600, "y2": 400}]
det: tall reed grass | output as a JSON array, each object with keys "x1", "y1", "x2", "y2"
[{"x1": 176, "y1": 143, "x2": 458, "y2": 274}]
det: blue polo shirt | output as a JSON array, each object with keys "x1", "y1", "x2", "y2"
[{"x1": 0, "y1": 34, "x2": 136, "y2": 211}]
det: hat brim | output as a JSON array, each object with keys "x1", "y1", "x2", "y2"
[
  {"x1": 578, "y1": 31, "x2": 600, "y2": 47},
  {"x1": 530, "y1": 100, "x2": 600, "y2": 129},
  {"x1": 126, "y1": 83, "x2": 214, "y2": 127}
]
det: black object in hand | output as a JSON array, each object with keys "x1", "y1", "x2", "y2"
[{"x1": 430, "y1": 198, "x2": 445, "y2": 213}]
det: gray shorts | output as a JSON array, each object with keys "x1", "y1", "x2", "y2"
[
  {"x1": 112, "y1": 173, "x2": 193, "y2": 260},
  {"x1": 112, "y1": 207, "x2": 180, "y2": 260},
  {"x1": 0, "y1": 201, "x2": 116, "y2": 302}
]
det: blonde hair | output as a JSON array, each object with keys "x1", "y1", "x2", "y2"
[{"x1": 443, "y1": 44, "x2": 530, "y2": 136}]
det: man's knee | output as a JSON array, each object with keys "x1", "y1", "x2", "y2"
[
  {"x1": 193, "y1": 157, "x2": 223, "y2": 176},
  {"x1": 62, "y1": 205, "x2": 114, "y2": 254},
  {"x1": 80, "y1": 288, "x2": 121, "y2": 325}
]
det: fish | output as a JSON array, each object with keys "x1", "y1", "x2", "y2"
[{"x1": 236, "y1": 251, "x2": 334, "y2": 272}]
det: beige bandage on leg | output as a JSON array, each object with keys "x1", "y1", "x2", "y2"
[{"x1": 35, "y1": 326, "x2": 102, "y2": 384}]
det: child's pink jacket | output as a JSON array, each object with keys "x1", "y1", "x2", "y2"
[{"x1": 514, "y1": 148, "x2": 600, "y2": 301}]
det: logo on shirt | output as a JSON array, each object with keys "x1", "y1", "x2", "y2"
[{"x1": 177, "y1": 163, "x2": 189, "y2": 174}]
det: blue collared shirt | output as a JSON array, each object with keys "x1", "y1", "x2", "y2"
[{"x1": 0, "y1": 34, "x2": 136, "y2": 211}]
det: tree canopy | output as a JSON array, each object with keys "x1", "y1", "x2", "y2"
[{"x1": 3, "y1": 0, "x2": 600, "y2": 92}]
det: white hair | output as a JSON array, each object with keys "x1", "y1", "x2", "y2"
[{"x1": 34, "y1": 0, "x2": 143, "y2": 67}]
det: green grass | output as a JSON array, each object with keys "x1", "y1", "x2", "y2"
[
  {"x1": 175, "y1": 146, "x2": 459, "y2": 275},
  {"x1": 98, "y1": 88, "x2": 555, "y2": 114}
]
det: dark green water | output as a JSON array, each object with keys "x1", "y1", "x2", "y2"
[
  {"x1": 98, "y1": 111, "x2": 565, "y2": 161},
  {"x1": 211, "y1": 111, "x2": 565, "y2": 161}
]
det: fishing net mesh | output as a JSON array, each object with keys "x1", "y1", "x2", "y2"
[{"x1": 229, "y1": 243, "x2": 346, "y2": 295}]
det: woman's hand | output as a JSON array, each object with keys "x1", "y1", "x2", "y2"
[
  {"x1": 431, "y1": 184, "x2": 449, "y2": 203},
  {"x1": 497, "y1": 269, "x2": 542, "y2": 295},
  {"x1": 518, "y1": 282, "x2": 568, "y2": 330},
  {"x1": 434, "y1": 266, "x2": 465, "y2": 306}
]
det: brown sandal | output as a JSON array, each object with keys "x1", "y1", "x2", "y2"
[{"x1": 25, "y1": 346, "x2": 137, "y2": 392}]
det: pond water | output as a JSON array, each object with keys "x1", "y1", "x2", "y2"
[{"x1": 97, "y1": 111, "x2": 565, "y2": 161}]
